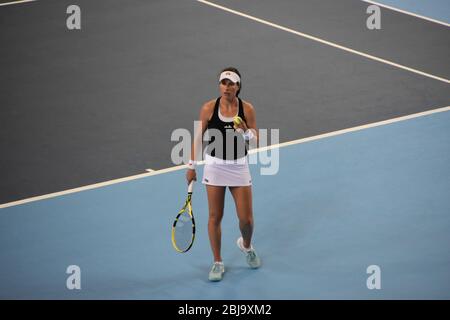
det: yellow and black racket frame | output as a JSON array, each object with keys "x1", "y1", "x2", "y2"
[{"x1": 171, "y1": 185, "x2": 195, "y2": 253}]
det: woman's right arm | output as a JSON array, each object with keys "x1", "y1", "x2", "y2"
[{"x1": 186, "y1": 101, "x2": 214, "y2": 184}]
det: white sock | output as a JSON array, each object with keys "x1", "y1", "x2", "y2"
[{"x1": 240, "y1": 238, "x2": 252, "y2": 252}]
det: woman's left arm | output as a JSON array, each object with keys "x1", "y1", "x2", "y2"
[{"x1": 243, "y1": 101, "x2": 258, "y2": 145}]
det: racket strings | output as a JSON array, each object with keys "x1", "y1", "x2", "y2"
[{"x1": 173, "y1": 209, "x2": 194, "y2": 252}]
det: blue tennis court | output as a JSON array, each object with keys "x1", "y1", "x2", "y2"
[{"x1": 1, "y1": 109, "x2": 449, "y2": 299}]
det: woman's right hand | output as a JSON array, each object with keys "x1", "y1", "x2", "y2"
[{"x1": 186, "y1": 169, "x2": 197, "y2": 185}]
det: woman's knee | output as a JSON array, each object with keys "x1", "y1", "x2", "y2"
[
  {"x1": 209, "y1": 212, "x2": 223, "y2": 225},
  {"x1": 239, "y1": 216, "x2": 253, "y2": 227}
]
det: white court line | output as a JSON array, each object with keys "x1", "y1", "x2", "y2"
[
  {"x1": 196, "y1": 0, "x2": 450, "y2": 84},
  {"x1": 0, "y1": 166, "x2": 186, "y2": 210},
  {"x1": 252, "y1": 106, "x2": 450, "y2": 153},
  {"x1": 0, "y1": 0, "x2": 36, "y2": 7},
  {"x1": 362, "y1": 0, "x2": 450, "y2": 28},
  {"x1": 1, "y1": 105, "x2": 449, "y2": 209}
]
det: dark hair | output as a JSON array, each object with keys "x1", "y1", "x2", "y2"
[{"x1": 220, "y1": 67, "x2": 242, "y2": 97}]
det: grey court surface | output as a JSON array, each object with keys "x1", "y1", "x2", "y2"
[{"x1": 1, "y1": 0, "x2": 449, "y2": 204}]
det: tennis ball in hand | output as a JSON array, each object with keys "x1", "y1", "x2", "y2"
[{"x1": 233, "y1": 116, "x2": 243, "y2": 126}]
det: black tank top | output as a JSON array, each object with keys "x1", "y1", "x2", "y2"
[{"x1": 204, "y1": 97, "x2": 248, "y2": 160}]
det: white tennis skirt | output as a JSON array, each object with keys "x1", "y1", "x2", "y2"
[{"x1": 202, "y1": 154, "x2": 252, "y2": 187}]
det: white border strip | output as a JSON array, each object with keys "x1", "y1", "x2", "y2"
[
  {"x1": 0, "y1": 0, "x2": 37, "y2": 7},
  {"x1": 1, "y1": 105, "x2": 449, "y2": 209},
  {"x1": 253, "y1": 106, "x2": 450, "y2": 153},
  {"x1": 362, "y1": 0, "x2": 450, "y2": 28},
  {"x1": 0, "y1": 166, "x2": 186, "y2": 209},
  {"x1": 196, "y1": 0, "x2": 450, "y2": 84}
]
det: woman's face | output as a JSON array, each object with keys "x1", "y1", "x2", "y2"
[{"x1": 219, "y1": 79, "x2": 239, "y2": 99}]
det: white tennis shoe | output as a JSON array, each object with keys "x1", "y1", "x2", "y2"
[
  {"x1": 208, "y1": 262, "x2": 225, "y2": 281},
  {"x1": 236, "y1": 237, "x2": 261, "y2": 269}
]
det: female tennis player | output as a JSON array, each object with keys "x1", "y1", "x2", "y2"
[{"x1": 186, "y1": 67, "x2": 261, "y2": 281}]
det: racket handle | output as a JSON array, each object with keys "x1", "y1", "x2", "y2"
[{"x1": 188, "y1": 181, "x2": 194, "y2": 194}]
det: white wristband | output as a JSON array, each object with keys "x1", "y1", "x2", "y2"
[
  {"x1": 188, "y1": 160, "x2": 197, "y2": 170},
  {"x1": 243, "y1": 129, "x2": 254, "y2": 141}
]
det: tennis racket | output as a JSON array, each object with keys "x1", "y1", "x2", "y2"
[{"x1": 171, "y1": 181, "x2": 195, "y2": 253}]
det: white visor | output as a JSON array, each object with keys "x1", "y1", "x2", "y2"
[{"x1": 219, "y1": 71, "x2": 240, "y2": 84}]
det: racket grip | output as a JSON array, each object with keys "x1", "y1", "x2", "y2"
[{"x1": 188, "y1": 181, "x2": 194, "y2": 193}]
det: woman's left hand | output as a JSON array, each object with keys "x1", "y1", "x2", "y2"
[{"x1": 234, "y1": 118, "x2": 248, "y2": 132}]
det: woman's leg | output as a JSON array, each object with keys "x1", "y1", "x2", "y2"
[
  {"x1": 229, "y1": 186, "x2": 254, "y2": 249},
  {"x1": 206, "y1": 185, "x2": 226, "y2": 262}
]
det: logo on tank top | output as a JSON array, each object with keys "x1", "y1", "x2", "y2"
[{"x1": 224, "y1": 125, "x2": 233, "y2": 129}]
